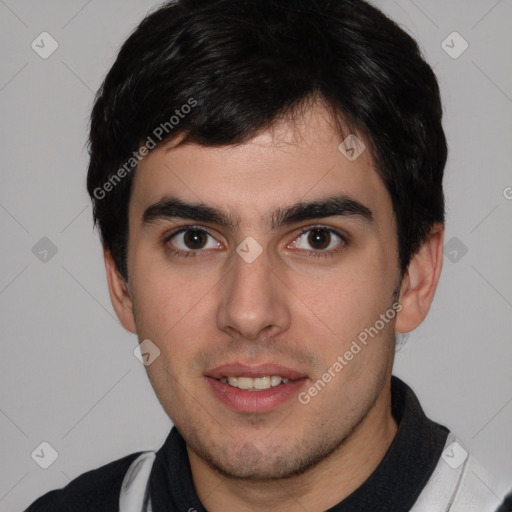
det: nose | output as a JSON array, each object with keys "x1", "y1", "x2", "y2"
[{"x1": 216, "y1": 244, "x2": 291, "y2": 342}]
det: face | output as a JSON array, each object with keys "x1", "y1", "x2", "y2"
[{"x1": 120, "y1": 104, "x2": 404, "y2": 480}]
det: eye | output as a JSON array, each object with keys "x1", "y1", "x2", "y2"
[
  {"x1": 167, "y1": 227, "x2": 222, "y2": 254},
  {"x1": 291, "y1": 227, "x2": 347, "y2": 255}
]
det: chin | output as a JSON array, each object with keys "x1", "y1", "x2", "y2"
[{"x1": 193, "y1": 434, "x2": 344, "y2": 482}]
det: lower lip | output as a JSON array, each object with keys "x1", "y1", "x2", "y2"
[{"x1": 205, "y1": 377, "x2": 308, "y2": 413}]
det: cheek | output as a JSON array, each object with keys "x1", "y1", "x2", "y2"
[
  {"x1": 131, "y1": 252, "x2": 209, "y2": 329},
  {"x1": 290, "y1": 260, "x2": 392, "y2": 343},
  {"x1": 131, "y1": 266, "x2": 218, "y2": 373}
]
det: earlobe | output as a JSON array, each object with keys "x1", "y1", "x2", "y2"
[
  {"x1": 104, "y1": 250, "x2": 137, "y2": 333},
  {"x1": 395, "y1": 224, "x2": 444, "y2": 333}
]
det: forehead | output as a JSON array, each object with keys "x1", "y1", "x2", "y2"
[{"x1": 130, "y1": 104, "x2": 393, "y2": 229}]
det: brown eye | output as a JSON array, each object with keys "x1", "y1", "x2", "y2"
[
  {"x1": 167, "y1": 228, "x2": 221, "y2": 254},
  {"x1": 307, "y1": 229, "x2": 331, "y2": 250},
  {"x1": 291, "y1": 227, "x2": 347, "y2": 257},
  {"x1": 183, "y1": 229, "x2": 208, "y2": 249}
]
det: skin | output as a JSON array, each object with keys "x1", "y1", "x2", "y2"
[{"x1": 106, "y1": 102, "x2": 444, "y2": 511}]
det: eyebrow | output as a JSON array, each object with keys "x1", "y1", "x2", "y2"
[{"x1": 142, "y1": 195, "x2": 373, "y2": 230}]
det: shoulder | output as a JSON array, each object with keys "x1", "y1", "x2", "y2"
[
  {"x1": 24, "y1": 451, "x2": 143, "y2": 512},
  {"x1": 412, "y1": 433, "x2": 505, "y2": 512}
]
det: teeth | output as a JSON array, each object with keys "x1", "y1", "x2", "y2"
[
  {"x1": 219, "y1": 375, "x2": 290, "y2": 390},
  {"x1": 253, "y1": 376, "x2": 271, "y2": 390},
  {"x1": 237, "y1": 377, "x2": 253, "y2": 390},
  {"x1": 270, "y1": 376, "x2": 282, "y2": 387}
]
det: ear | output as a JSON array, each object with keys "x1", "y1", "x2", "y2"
[
  {"x1": 395, "y1": 224, "x2": 444, "y2": 333},
  {"x1": 104, "y1": 250, "x2": 137, "y2": 333}
]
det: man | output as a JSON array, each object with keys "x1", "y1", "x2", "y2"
[{"x1": 26, "y1": 0, "x2": 508, "y2": 510}]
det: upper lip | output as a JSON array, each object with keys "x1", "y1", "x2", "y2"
[{"x1": 205, "y1": 363, "x2": 308, "y2": 381}]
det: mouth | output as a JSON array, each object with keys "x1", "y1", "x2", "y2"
[
  {"x1": 218, "y1": 375, "x2": 290, "y2": 390},
  {"x1": 204, "y1": 363, "x2": 309, "y2": 413}
]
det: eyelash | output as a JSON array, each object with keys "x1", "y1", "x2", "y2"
[{"x1": 163, "y1": 225, "x2": 348, "y2": 259}]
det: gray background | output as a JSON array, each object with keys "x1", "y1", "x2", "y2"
[{"x1": 1, "y1": 0, "x2": 511, "y2": 510}]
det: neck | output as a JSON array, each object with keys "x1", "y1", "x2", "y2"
[{"x1": 188, "y1": 383, "x2": 398, "y2": 512}]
